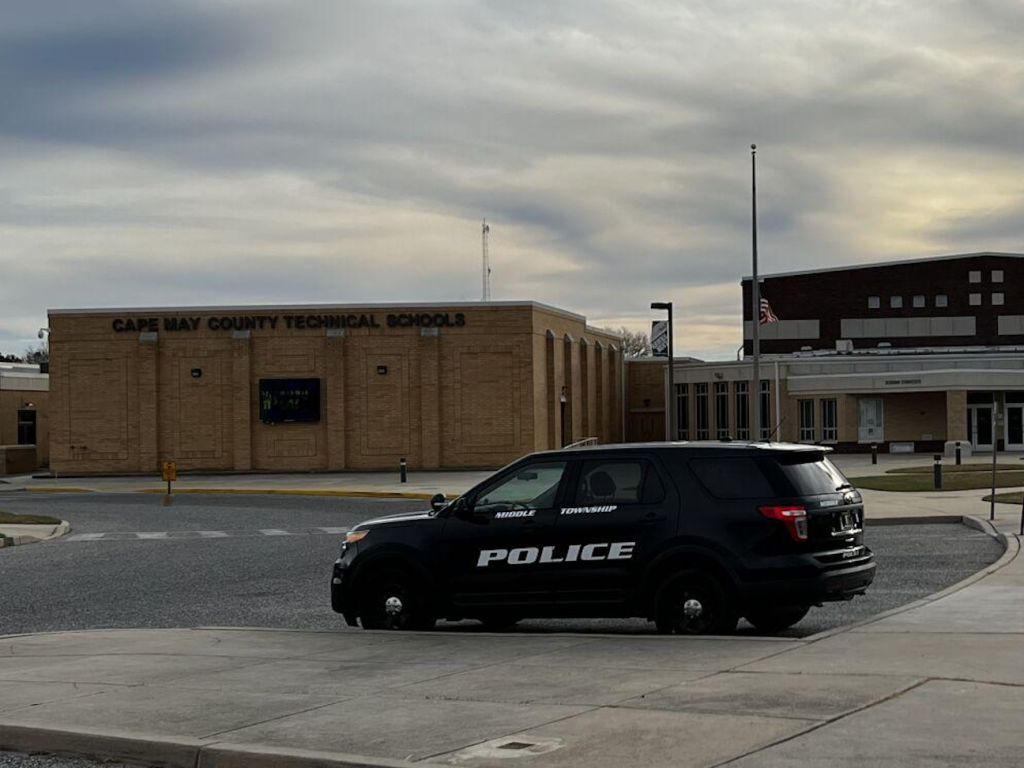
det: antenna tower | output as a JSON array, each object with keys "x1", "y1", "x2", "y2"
[{"x1": 481, "y1": 219, "x2": 491, "y2": 301}]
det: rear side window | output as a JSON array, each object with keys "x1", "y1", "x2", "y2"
[
  {"x1": 690, "y1": 453, "x2": 848, "y2": 499},
  {"x1": 690, "y1": 458, "x2": 775, "y2": 499},
  {"x1": 768, "y1": 454, "x2": 849, "y2": 496},
  {"x1": 575, "y1": 460, "x2": 665, "y2": 505}
]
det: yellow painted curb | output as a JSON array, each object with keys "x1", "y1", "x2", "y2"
[
  {"x1": 137, "y1": 487, "x2": 453, "y2": 501},
  {"x1": 25, "y1": 487, "x2": 96, "y2": 494}
]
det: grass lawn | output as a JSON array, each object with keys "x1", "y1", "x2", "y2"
[
  {"x1": 983, "y1": 491, "x2": 1024, "y2": 505},
  {"x1": 886, "y1": 463, "x2": 1021, "y2": 474},
  {"x1": 0, "y1": 510, "x2": 62, "y2": 526},
  {"x1": 854, "y1": 470, "x2": 1024, "y2": 492}
]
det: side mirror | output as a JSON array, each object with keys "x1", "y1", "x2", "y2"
[{"x1": 430, "y1": 492, "x2": 447, "y2": 513}]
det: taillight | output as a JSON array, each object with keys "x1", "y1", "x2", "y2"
[{"x1": 759, "y1": 505, "x2": 808, "y2": 542}]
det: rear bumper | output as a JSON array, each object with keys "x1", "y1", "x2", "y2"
[{"x1": 737, "y1": 550, "x2": 876, "y2": 607}]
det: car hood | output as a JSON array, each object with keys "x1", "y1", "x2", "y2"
[{"x1": 354, "y1": 509, "x2": 435, "y2": 530}]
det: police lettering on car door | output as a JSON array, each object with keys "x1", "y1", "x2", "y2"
[{"x1": 476, "y1": 541, "x2": 636, "y2": 567}]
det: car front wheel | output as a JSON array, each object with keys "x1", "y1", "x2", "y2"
[
  {"x1": 358, "y1": 567, "x2": 436, "y2": 631},
  {"x1": 654, "y1": 571, "x2": 737, "y2": 635}
]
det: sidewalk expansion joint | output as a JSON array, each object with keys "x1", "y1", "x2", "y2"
[{"x1": 702, "y1": 677, "x2": 931, "y2": 768}]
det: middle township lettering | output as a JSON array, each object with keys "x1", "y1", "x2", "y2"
[{"x1": 476, "y1": 541, "x2": 636, "y2": 567}]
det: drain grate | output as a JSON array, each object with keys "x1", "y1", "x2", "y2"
[{"x1": 498, "y1": 742, "x2": 535, "y2": 751}]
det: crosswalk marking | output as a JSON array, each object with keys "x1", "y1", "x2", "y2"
[{"x1": 63, "y1": 527, "x2": 349, "y2": 542}]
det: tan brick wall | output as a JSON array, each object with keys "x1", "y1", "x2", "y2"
[
  {"x1": 0, "y1": 389, "x2": 49, "y2": 467},
  {"x1": 48, "y1": 303, "x2": 621, "y2": 474}
]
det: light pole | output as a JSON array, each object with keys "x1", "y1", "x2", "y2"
[{"x1": 651, "y1": 302, "x2": 675, "y2": 440}]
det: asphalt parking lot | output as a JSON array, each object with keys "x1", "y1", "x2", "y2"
[{"x1": 0, "y1": 492, "x2": 1004, "y2": 638}]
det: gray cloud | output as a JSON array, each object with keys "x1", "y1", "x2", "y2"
[{"x1": 2, "y1": 0, "x2": 1024, "y2": 356}]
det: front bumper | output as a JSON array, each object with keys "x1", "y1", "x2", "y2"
[{"x1": 331, "y1": 557, "x2": 360, "y2": 626}]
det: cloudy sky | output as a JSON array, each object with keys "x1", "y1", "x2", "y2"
[{"x1": 3, "y1": 0, "x2": 1024, "y2": 360}]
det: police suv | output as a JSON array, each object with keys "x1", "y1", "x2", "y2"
[{"x1": 330, "y1": 442, "x2": 875, "y2": 635}]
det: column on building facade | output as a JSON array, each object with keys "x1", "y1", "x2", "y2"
[
  {"x1": 594, "y1": 341, "x2": 606, "y2": 443},
  {"x1": 325, "y1": 330, "x2": 347, "y2": 469},
  {"x1": 564, "y1": 334, "x2": 579, "y2": 446},
  {"x1": 946, "y1": 390, "x2": 968, "y2": 442},
  {"x1": 579, "y1": 338, "x2": 592, "y2": 439},
  {"x1": 418, "y1": 328, "x2": 441, "y2": 468},
  {"x1": 231, "y1": 332, "x2": 253, "y2": 471},
  {"x1": 545, "y1": 330, "x2": 559, "y2": 449},
  {"x1": 608, "y1": 346, "x2": 620, "y2": 442},
  {"x1": 137, "y1": 337, "x2": 159, "y2": 472}
]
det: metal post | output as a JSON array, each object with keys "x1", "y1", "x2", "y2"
[
  {"x1": 991, "y1": 396, "x2": 999, "y2": 522},
  {"x1": 955, "y1": 442, "x2": 962, "y2": 465},
  {"x1": 399, "y1": 458, "x2": 407, "y2": 484},
  {"x1": 751, "y1": 144, "x2": 761, "y2": 440},
  {"x1": 871, "y1": 443, "x2": 878, "y2": 465},
  {"x1": 934, "y1": 454, "x2": 942, "y2": 490},
  {"x1": 667, "y1": 303, "x2": 675, "y2": 440}
]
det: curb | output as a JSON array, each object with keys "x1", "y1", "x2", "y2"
[
  {"x1": 24, "y1": 487, "x2": 96, "y2": 494},
  {"x1": 865, "y1": 514, "x2": 962, "y2": 526},
  {"x1": 804, "y1": 515, "x2": 1019, "y2": 642},
  {"x1": 0, "y1": 724, "x2": 416, "y2": 768},
  {"x1": 136, "y1": 487, "x2": 450, "y2": 501},
  {"x1": 0, "y1": 520, "x2": 71, "y2": 548}
]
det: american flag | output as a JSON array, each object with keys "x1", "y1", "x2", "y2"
[{"x1": 759, "y1": 298, "x2": 779, "y2": 325}]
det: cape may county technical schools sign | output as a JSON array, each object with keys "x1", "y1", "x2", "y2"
[{"x1": 111, "y1": 312, "x2": 468, "y2": 334}]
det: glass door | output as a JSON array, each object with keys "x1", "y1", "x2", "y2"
[
  {"x1": 858, "y1": 398, "x2": 884, "y2": 443},
  {"x1": 968, "y1": 404, "x2": 994, "y2": 452},
  {"x1": 1005, "y1": 404, "x2": 1024, "y2": 451}
]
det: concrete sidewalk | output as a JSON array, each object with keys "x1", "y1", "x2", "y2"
[
  {"x1": 0, "y1": 504, "x2": 1019, "y2": 767},
  {"x1": 0, "y1": 521, "x2": 70, "y2": 548}
]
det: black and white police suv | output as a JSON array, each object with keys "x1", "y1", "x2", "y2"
[{"x1": 330, "y1": 442, "x2": 875, "y2": 635}]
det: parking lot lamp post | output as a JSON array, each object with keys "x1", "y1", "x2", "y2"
[{"x1": 651, "y1": 302, "x2": 674, "y2": 441}]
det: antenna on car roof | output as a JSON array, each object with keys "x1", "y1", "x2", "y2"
[{"x1": 765, "y1": 416, "x2": 787, "y2": 443}]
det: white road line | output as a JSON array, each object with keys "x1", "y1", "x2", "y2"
[
  {"x1": 259, "y1": 529, "x2": 293, "y2": 536},
  {"x1": 60, "y1": 528, "x2": 349, "y2": 541},
  {"x1": 197, "y1": 531, "x2": 230, "y2": 537},
  {"x1": 317, "y1": 527, "x2": 350, "y2": 534},
  {"x1": 135, "y1": 532, "x2": 169, "y2": 539},
  {"x1": 65, "y1": 533, "x2": 107, "y2": 541}
]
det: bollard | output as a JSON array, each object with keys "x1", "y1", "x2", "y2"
[
  {"x1": 933, "y1": 454, "x2": 942, "y2": 490},
  {"x1": 955, "y1": 442, "x2": 962, "y2": 466},
  {"x1": 871, "y1": 443, "x2": 878, "y2": 465},
  {"x1": 399, "y1": 457, "x2": 408, "y2": 484}
]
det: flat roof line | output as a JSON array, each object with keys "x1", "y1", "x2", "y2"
[
  {"x1": 48, "y1": 299, "x2": 587, "y2": 323},
  {"x1": 741, "y1": 251, "x2": 1024, "y2": 282}
]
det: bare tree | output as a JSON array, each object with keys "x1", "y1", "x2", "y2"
[
  {"x1": 614, "y1": 326, "x2": 651, "y2": 358},
  {"x1": 0, "y1": 353, "x2": 23, "y2": 363},
  {"x1": 23, "y1": 342, "x2": 48, "y2": 364}
]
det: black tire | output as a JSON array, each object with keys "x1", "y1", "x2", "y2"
[
  {"x1": 745, "y1": 605, "x2": 811, "y2": 634},
  {"x1": 476, "y1": 616, "x2": 522, "y2": 632},
  {"x1": 357, "y1": 567, "x2": 436, "y2": 631},
  {"x1": 654, "y1": 571, "x2": 738, "y2": 635}
]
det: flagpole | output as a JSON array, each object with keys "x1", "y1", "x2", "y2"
[{"x1": 751, "y1": 144, "x2": 761, "y2": 441}]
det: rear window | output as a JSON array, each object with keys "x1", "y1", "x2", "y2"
[{"x1": 690, "y1": 453, "x2": 849, "y2": 499}]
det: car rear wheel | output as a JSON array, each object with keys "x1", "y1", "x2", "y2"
[
  {"x1": 358, "y1": 567, "x2": 436, "y2": 631},
  {"x1": 744, "y1": 605, "x2": 810, "y2": 634},
  {"x1": 654, "y1": 571, "x2": 737, "y2": 635}
]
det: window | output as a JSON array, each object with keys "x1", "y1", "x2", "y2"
[
  {"x1": 890, "y1": 296, "x2": 903, "y2": 309},
  {"x1": 913, "y1": 295, "x2": 925, "y2": 308},
  {"x1": 17, "y1": 410, "x2": 37, "y2": 446},
  {"x1": 695, "y1": 383, "x2": 709, "y2": 440},
  {"x1": 821, "y1": 399, "x2": 838, "y2": 442},
  {"x1": 993, "y1": 270, "x2": 1004, "y2": 283},
  {"x1": 675, "y1": 384, "x2": 689, "y2": 440},
  {"x1": 576, "y1": 460, "x2": 647, "y2": 505},
  {"x1": 690, "y1": 453, "x2": 849, "y2": 499},
  {"x1": 714, "y1": 382, "x2": 729, "y2": 439},
  {"x1": 993, "y1": 293, "x2": 1005, "y2": 306},
  {"x1": 936, "y1": 295, "x2": 948, "y2": 308},
  {"x1": 867, "y1": 296, "x2": 880, "y2": 309},
  {"x1": 759, "y1": 380, "x2": 772, "y2": 440},
  {"x1": 970, "y1": 293, "x2": 982, "y2": 306},
  {"x1": 474, "y1": 461, "x2": 567, "y2": 514},
  {"x1": 735, "y1": 381, "x2": 750, "y2": 440},
  {"x1": 798, "y1": 399, "x2": 816, "y2": 442},
  {"x1": 259, "y1": 378, "x2": 321, "y2": 423},
  {"x1": 969, "y1": 270, "x2": 981, "y2": 283}
]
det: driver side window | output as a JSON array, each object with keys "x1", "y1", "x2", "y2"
[{"x1": 474, "y1": 462, "x2": 567, "y2": 515}]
